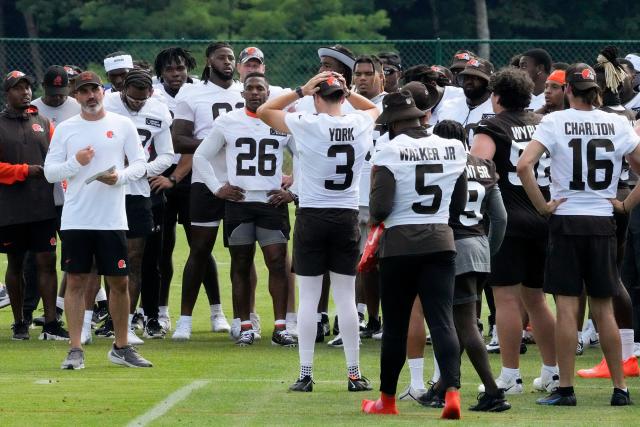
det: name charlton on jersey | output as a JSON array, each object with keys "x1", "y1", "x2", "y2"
[
  {"x1": 564, "y1": 122, "x2": 616, "y2": 136},
  {"x1": 399, "y1": 146, "x2": 457, "y2": 162}
]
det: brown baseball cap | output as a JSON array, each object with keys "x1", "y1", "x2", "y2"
[
  {"x1": 317, "y1": 75, "x2": 345, "y2": 96},
  {"x1": 73, "y1": 71, "x2": 103, "y2": 91},
  {"x1": 401, "y1": 81, "x2": 439, "y2": 111},
  {"x1": 458, "y1": 58, "x2": 494, "y2": 82},
  {"x1": 4, "y1": 70, "x2": 35, "y2": 92},
  {"x1": 450, "y1": 50, "x2": 475, "y2": 71},
  {"x1": 566, "y1": 63, "x2": 598, "y2": 90},
  {"x1": 376, "y1": 90, "x2": 426, "y2": 125},
  {"x1": 43, "y1": 65, "x2": 70, "y2": 96}
]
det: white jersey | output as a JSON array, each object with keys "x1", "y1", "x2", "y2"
[
  {"x1": 193, "y1": 109, "x2": 290, "y2": 202},
  {"x1": 429, "y1": 85, "x2": 465, "y2": 125},
  {"x1": 174, "y1": 80, "x2": 244, "y2": 183},
  {"x1": 268, "y1": 85, "x2": 291, "y2": 99},
  {"x1": 44, "y1": 112, "x2": 146, "y2": 230},
  {"x1": 528, "y1": 92, "x2": 545, "y2": 111},
  {"x1": 625, "y1": 91, "x2": 640, "y2": 112},
  {"x1": 533, "y1": 108, "x2": 640, "y2": 216},
  {"x1": 103, "y1": 93, "x2": 174, "y2": 197},
  {"x1": 294, "y1": 95, "x2": 356, "y2": 114},
  {"x1": 32, "y1": 97, "x2": 81, "y2": 127},
  {"x1": 359, "y1": 92, "x2": 386, "y2": 207},
  {"x1": 438, "y1": 95, "x2": 494, "y2": 141},
  {"x1": 373, "y1": 133, "x2": 466, "y2": 228},
  {"x1": 284, "y1": 111, "x2": 374, "y2": 209}
]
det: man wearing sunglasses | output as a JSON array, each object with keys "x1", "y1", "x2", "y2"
[{"x1": 378, "y1": 52, "x2": 403, "y2": 93}]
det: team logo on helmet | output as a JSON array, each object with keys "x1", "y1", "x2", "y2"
[
  {"x1": 581, "y1": 68, "x2": 595, "y2": 80},
  {"x1": 32, "y1": 123, "x2": 44, "y2": 133}
]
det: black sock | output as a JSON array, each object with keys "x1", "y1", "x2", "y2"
[
  {"x1": 97, "y1": 300, "x2": 108, "y2": 310},
  {"x1": 614, "y1": 387, "x2": 629, "y2": 395},
  {"x1": 557, "y1": 386, "x2": 574, "y2": 396}
]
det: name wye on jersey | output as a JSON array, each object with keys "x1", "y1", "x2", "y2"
[
  {"x1": 511, "y1": 125, "x2": 537, "y2": 140},
  {"x1": 399, "y1": 145, "x2": 457, "y2": 161},
  {"x1": 466, "y1": 164, "x2": 491, "y2": 179},
  {"x1": 329, "y1": 127, "x2": 354, "y2": 141},
  {"x1": 564, "y1": 122, "x2": 615, "y2": 136}
]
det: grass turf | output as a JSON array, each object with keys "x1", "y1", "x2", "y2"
[{"x1": 0, "y1": 226, "x2": 638, "y2": 425}]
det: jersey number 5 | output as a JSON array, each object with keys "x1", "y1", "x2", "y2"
[
  {"x1": 413, "y1": 164, "x2": 443, "y2": 214},
  {"x1": 325, "y1": 144, "x2": 355, "y2": 190},
  {"x1": 568, "y1": 138, "x2": 614, "y2": 190}
]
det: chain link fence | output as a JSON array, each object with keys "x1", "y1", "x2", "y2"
[{"x1": 3, "y1": 38, "x2": 640, "y2": 91}]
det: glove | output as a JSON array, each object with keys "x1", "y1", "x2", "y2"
[{"x1": 357, "y1": 223, "x2": 384, "y2": 273}]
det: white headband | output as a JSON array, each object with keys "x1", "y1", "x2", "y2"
[
  {"x1": 104, "y1": 54, "x2": 134, "y2": 73},
  {"x1": 317, "y1": 48, "x2": 355, "y2": 70}
]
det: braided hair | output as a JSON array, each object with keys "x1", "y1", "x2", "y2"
[
  {"x1": 124, "y1": 69, "x2": 153, "y2": 90},
  {"x1": 201, "y1": 42, "x2": 233, "y2": 83},
  {"x1": 595, "y1": 45, "x2": 626, "y2": 94},
  {"x1": 432, "y1": 120, "x2": 468, "y2": 148},
  {"x1": 154, "y1": 47, "x2": 197, "y2": 80}
]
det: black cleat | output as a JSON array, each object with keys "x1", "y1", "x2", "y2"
[
  {"x1": 469, "y1": 391, "x2": 511, "y2": 412},
  {"x1": 289, "y1": 375, "x2": 314, "y2": 392},
  {"x1": 315, "y1": 321, "x2": 324, "y2": 343},
  {"x1": 333, "y1": 315, "x2": 340, "y2": 336},
  {"x1": 360, "y1": 317, "x2": 381, "y2": 339},
  {"x1": 92, "y1": 305, "x2": 109, "y2": 326},
  {"x1": 40, "y1": 321, "x2": 69, "y2": 341},
  {"x1": 358, "y1": 311, "x2": 366, "y2": 331},
  {"x1": 611, "y1": 388, "x2": 632, "y2": 406},
  {"x1": 11, "y1": 320, "x2": 30, "y2": 340},
  {"x1": 321, "y1": 314, "x2": 330, "y2": 337},
  {"x1": 271, "y1": 329, "x2": 297, "y2": 347},
  {"x1": 520, "y1": 341, "x2": 527, "y2": 354},
  {"x1": 417, "y1": 382, "x2": 444, "y2": 408},
  {"x1": 348, "y1": 375, "x2": 372, "y2": 392},
  {"x1": 95, "y1": 316, "x2": 114, "y2": 338},
  {"x1": 536, "y1": 389, "x2": 577, "y2": 406},
  {"x1": 235, "y1": 330, "x2": 255, "y2": 347},
  {"x1": 143, "y1": 318, "x2": 166, "y2": 339}
]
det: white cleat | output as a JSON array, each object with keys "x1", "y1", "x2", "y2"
[
  {"x1": 533, "y1": 374, "x2": 559, "y2": 392},
  {"x1": 229, "y1": 318, "x2": 241, "y2": 341},
  {"x1": 211, "y1": 313, "x2": 231, "y2": 333},
  {"x1": 250, "y1": 313, "x2": 262, "y2": 336},
  {"x1": 286, "y1": 320, "x2": 298, "y2": 338},
  {"x1": 478, "y1": 375, "x2": 523, "y2": 395},
  {"x1": 171, "y1": 319, "x2": 191, "y2": 341},
  {"x1": 81, "y1": 325, "x2": 93, "y2": 345},
  {"x1": 634, "y1": 342, "x2": 640, "y2": 358},
  {"x1": 398, "y1": 385, "x2": 427, "y2": 401},
  {"x1": 127, "y1": 328, "x2": 144, "y2": 345},
  {"x1": 159, "y1": 314, "x2": 171, "y2": 332}
]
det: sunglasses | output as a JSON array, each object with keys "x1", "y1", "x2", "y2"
[{"x1": 383, "y1": 67, "x2": 399, "y2": 76}]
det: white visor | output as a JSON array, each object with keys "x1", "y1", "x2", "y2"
[{"x1": 104, "y1": 55, "x2": 134, "y2": 73}]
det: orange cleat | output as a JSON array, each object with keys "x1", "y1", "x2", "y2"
[
  {"x1": 577, "y1": 356, "x2": 639, "y2": 379},
  {"x1": 361, "y1": 393, "x2": 399, "y2": 415},
  {"x1": 441, "y1": 390, "x2": 461, "y2": 420}
]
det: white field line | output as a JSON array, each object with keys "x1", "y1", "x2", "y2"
[{"x1": 127, "y1": 379, "x2": 210, "y2": 427}]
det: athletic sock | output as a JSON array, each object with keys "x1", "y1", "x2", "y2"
[
  {"x1": 348, "y1": 364, "x2": 361, "y2": 379},
  {"x1": 431, "y1": 353, "x2": 441, "y2": 383},
  {"x1": 127, "y1": 313, "x2": 134, "y2": 329},
  {"x1": 298, "y1": 275, "x2": 324, "y2": 379},
  {"x1": 357, "y1": 303, "x2": 367, "y2": 315},
  {"x1": 275, "y1": 319, "x2": 286, "y2": 330},
  {"x1": 83, "y1": 310, "x2": 93, "y2": 332},
  {"x1": 286, "y1": 312, "x2": 297, "y2": 323},
  {"x1": 501, "y1": 366, "x2": 520, "y2": 379},
  {"x1": 159, "y1": 306, "x2": 169, "y2": 317},
  {"x1": 316, "y1": 313, "x2": 322, "y2": 322},
  {"x1": 408, "y1": 357, "x2": 426, "y2": 390},
  {"x1": 620, "y1": 329, "x2": 635, "y2": 360},
  {"x1": 240, "y1": 320, "x2": 252, "y2": 331},
  {"x1": 56, "y1": 296, "x2": 65, "y2": 311},
  {"x1": 178, "y1": 315, "x2": 192, "y2": 327},
  {"x1": 329, "y1": 272, "x2": 360, "y2": 372},
  {"x1": 210, "y1": 304, "x2": 222, "y2": 316},
  {"x1": 558, "y1": 386, "x2": 574, "y2": 396},
  {"x1": 300, "y1": 364, "x2": 313, "y2": 380},
  {"x1": 542, "y1": 364, "x2": 559, "y2": 378},
  {"x1": 96, "y1": 287, "x2": 107, "y2": 302}
]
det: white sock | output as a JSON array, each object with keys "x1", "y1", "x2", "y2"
[
  {"x1": 585, "y1": 319, "x2": 594, "y2": 331},
  {"x1": 620, "y1": 329, "x2": 634, "y2": 360},
  {"x1": 577, "y1": 331, "x2": 582, "y2": 341},
  {"x1": 431, "y1": 353, "x2": 441, "y2": 383},
  {"x1": 542, "y1": 364, "x2": 558, "y2": 378},
  {"x1": 96, "y1": 287, "x2": 107, "y2": 302},
  {"x1": 357, "y1": 303, "x2": 367, "y2": 315},
  {"x1": 128, "y1": 313, "x2": 134, "y2": 329},
  {"x1": 286, "y1": 312, "x2": 297, "y2": 322},
  {"x1": 298, "y1": 275, "x2": 323, "y2": 368},
  {"x1": 83, "y1": 310, "x2": 93, "y2": 329},
  {"x1": 316, "y1": 313, "x2": 322, "y2": 322},
  {"x1": 211, "y1": 304, "x2": 222, "y2": 315},
  {"x1": 159, "y1": 306, "x2": 169, "y2": 317},
  {"x1": 56, "y1": 296, "x2": 65, "y2": 311},
  {"x1": 330, "y1": 272, "x2": 360, "y2": 368},
  {"x1": 408, "y1": 357, "x2": 425, "y2": 390},
  {"x1": 501, "y1": 366, "x2": 520, "y2": 379},
  {"x1": 178, "y1": 315, "x2": 192, "y2": 327}
]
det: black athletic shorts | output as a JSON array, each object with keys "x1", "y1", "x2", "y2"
[
  {"x1": 453, "y1": 272, "x2": 486, "y2": 306},
  {"x1": 544, "y1": 215, "x2": 619, "y2": 298},
  {"x1": 0, "y1": 218, "x2": 57, "y2": 254},
  {"x1": 190, "y1": 182, "x2": 225, "y2": 226},
  {"x1": 225, "y1": 201, "x2": 290, "y2": 242},
  {"x1": 125, "y1": 195, "x2": 153, "y2": 238},
  {"x1": 489, "y1": 235, "x2": 547, "y2": 288},
  {"x1": 60, "y1": 229, "x2": 129, "y2": 276},
  {"x1": 293, "y1": 208, "x2": 360, "y2": 276},
  {"x1": 164, "y1": 178, "x2": 190, "y2": 226}
]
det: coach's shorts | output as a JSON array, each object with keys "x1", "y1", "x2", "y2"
[
  {"x1": 544, "y1": 215, "x2": 619, "y2": 298},
  {"x1": 125, "y1": 195, "x2": 153, "y2": 238},
  {"x1": 454, "y1": 272, "x2": 486, "y2": 306},
  {"x1": 489, "y1": 235, "x2": 546, "y2": 288},
  {"x1": 454, "y1": 235, "x2": 490, "y2": 276},
  {"x1": 225, "y1": 201, "x2": 290, "y2": 247},
  {"x1": 190, "y1": 182, "x2": 225, "y2": 227},
  {"x1": 0, "y1": 218, "x2": 57, "y2": 254},
  {"x1": 358, "y1": 206, "x2": 370, "y2": 254},
  {"x1": 61, "y1": 230, "x2": 129, "y2": 276},
  {"x1": 293, "y1": 208, "x2": 360, "y2": 276}
]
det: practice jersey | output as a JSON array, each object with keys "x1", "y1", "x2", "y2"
[
  {"x1": 601, "y1": 105, "x2": 637, "y2": 183},
  {"x1": 174, "y1": 80, "x2": 244, "y2": 184},
  {"x1": 475, "y1": 110, "x2": 549, "y2": 237},
  {"x1": 528, "y1": 92, "x2": 545, "y2": 111},
  {"x1": 284, "y1": 111, "x2": 373, "y2": 209},
  {"x1": 437, "y1": 95, "x2": 494, "y2": 141},
  {"x1": 533, "y1": 108, "x2": 640, "y2": 216},
  {"x1": 625, "y1": 91, "x2": 640, "y2": 113},
  {"x1": 449, "y1": 154, "x2": 498, "y2": 238},
  {"x1": 193, "y1": 109, "x2": 291, "y2": 203},
  {"x1": 103, "y1": 92, "x2": 174, "y2": 197},
  {"x1": 31, "y1": 97, "x2": 80, "y2": 126},
  {"x1": 294, "y1": 95, "x2": 356, "y2": 114},
  {"x1": 372, "y1": 133, "x2": 466, "y2": 228},
  {"x1": 429, "y1": 85, "x2": 465, "y2": 125},
  {"x1": 359, "y1": 92, "x2": 386, "y2": 207}
]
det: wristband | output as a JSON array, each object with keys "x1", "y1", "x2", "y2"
[
  {"x1": 295, "y1": 86, "x2": 304, "y2": 98},
  {"x1": 168, "y1": 175, "x2": 177, "y2": 187}
]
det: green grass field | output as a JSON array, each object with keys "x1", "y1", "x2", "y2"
[{"x1": 0, "y1": 227, "x2": 638, "y2": 426}]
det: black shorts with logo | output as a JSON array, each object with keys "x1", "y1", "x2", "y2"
[
  {"x1": 0, "y1": 218, "x2": 57, "y2": 254},
  {"x1": 293, "y1": 208, "x2": 360, "y2": 276},
  {"x1": 60, "y1": 229, "x2": 129, "y2": 276},
  {"x1": 544, "y1": 215, "x2": 619, "y2": 298},
  {"x1": 489, "y1": 235, "x2": 547, "y2": 288},
  {"x1": 125, "y1": 195, "x2": 153, "y2": 238},
  {"x1": 190, "y1": 182, "x2": 225, "y2": 225}
]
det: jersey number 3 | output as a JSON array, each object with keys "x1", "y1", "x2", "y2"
[{"x1": 325, "y1": 144, "x2": 355, "y2": 190}]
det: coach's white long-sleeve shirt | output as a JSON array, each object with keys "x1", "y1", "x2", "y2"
[{"x1": 44, "y1": 111, "x2": 146, "y2": 230}]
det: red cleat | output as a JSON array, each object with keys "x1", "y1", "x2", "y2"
[
  {"x1": 361, "y1": 393, "x2": 398, "y2": 415},
  {"x1": 577, "y1": 356, "x2": 639, "y2": 379},
  {"x1": 441, "y1": 390, "x2": 461, "y2": 420}
]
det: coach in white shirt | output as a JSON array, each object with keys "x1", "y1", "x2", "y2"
[{"x1": 45, "y1": 71, "x2": 152, "y2": 370}]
